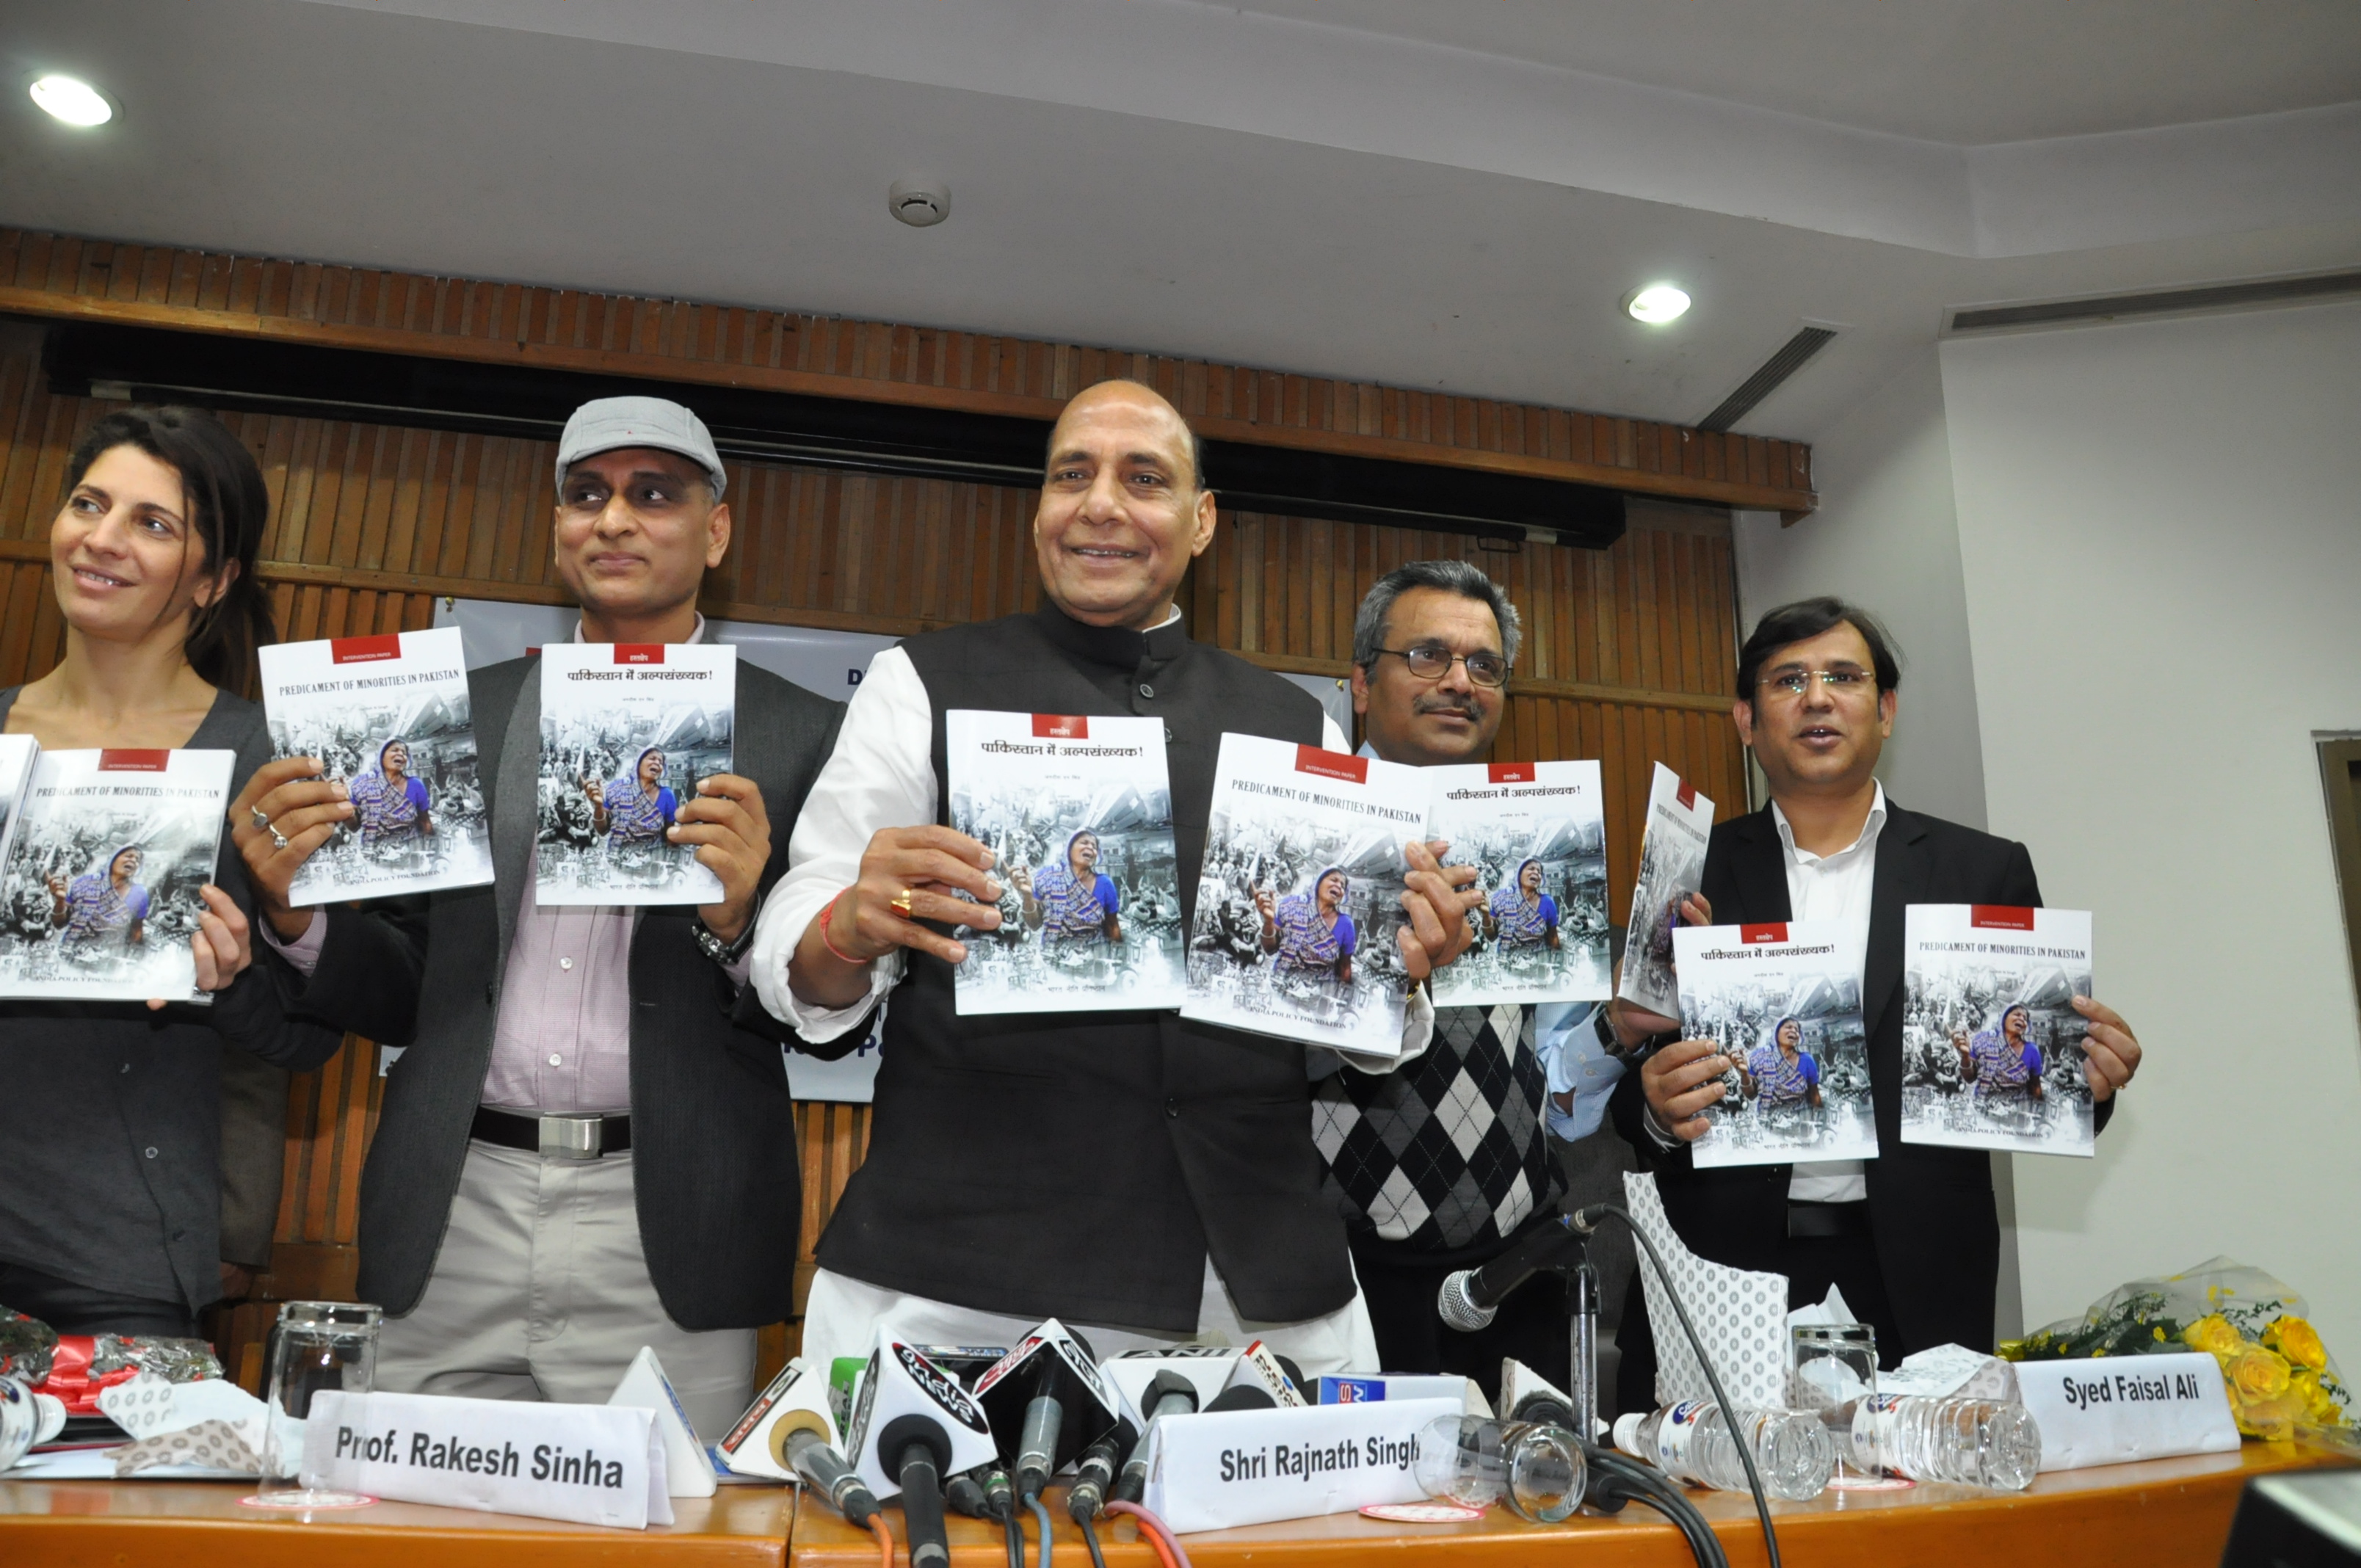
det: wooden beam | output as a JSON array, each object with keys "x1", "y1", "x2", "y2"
[{"x1": 0, "y1": 286, "x2": 1818, "y2": 516}]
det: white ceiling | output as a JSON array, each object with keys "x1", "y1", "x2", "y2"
[
  {"x1": 1228, "y1": 0, "x2": 2361, "y2": 144},
  {"x1": 0, "y1": 0, "x2": 2355, "y2": 451}
]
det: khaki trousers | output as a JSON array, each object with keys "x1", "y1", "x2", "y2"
[{"x1": 375, "y1": 1140, "x2": 755, "y2": 1440}]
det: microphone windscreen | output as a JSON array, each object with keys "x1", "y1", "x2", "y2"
[
  {"x1": 1273, "y1": 1354, "x2": 1307, "y2": 1391},
  {"x1": 1144, "y1": 1369, "x2": 1200, "y2": 1415},
  {"x1": 1436, "y1": 1269, "x2": 1498, "y2": 1333},
  {"x1": 1205, "y1": 1384, "x2": 1276, "y2": 1413}
]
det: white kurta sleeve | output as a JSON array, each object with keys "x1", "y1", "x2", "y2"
[{"x1": 750, "y1": 647, "x2": 937, "y2": 1043}]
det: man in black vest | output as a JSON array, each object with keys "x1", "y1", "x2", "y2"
[
  {"x1": 1604, "y1": 597, "x2": 2145, "y2": 1410},
  {"x1": 1313, "y1": 559, "x2": 1595, "y2": 1404},
  {"x1": 236, "y1": 397, "x2": 841, "y2": 1435},
  {"x1": 751, "y1": 380, "x2": 1484, "y2": 1371}
]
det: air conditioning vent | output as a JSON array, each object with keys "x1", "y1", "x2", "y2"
[
  {"x1": 1697, "y1": 326, "x2": 1837, "y2": 434},
  {"x1": 1948, "y1": 269, "x2": 2361, "y2": 333}
]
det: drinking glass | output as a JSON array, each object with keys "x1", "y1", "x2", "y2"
[
  {"x1": 1791, "y1": 1322, "x2": 1878, "y2": 1482},
  {"x1": 245, "y1": 1301, "x2": 382, "y2": 1509}
]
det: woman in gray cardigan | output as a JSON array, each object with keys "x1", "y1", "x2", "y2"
[{"x1": 0, "y1": 407, "x2": 341, "y2": 1336}]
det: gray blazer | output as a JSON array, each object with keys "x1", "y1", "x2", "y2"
[{"x1": 284, "y1": 655, "x2": 842, "y2": 1329}]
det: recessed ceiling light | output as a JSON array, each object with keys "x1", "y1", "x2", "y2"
[
  {"x1": 1623, "y1": 283, "x2": 1691, "y2": 324},
  {"x1": 30, "y1": 74, "x2": 115, "y2": 128}
]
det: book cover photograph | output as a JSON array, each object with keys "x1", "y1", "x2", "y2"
[
  {"x1": 0, "y1": 748, "x2": 236, "y2": 1002},
  {"x1": 0, "y1": 734, "x2": 35, "y2": 873},
  {"x1": 945, "y1": 710, "x2": 1186, "y2": 1015},
  {"x1": 1617, "y1": 763, "x2": 1714, "y2": 1017},
  {"x1": 536, "y1": 642, "x2": 735, "y2": 907},
  {"x1": 1672, "y1": 919, "x2": 1878, "y2": 1169},
  {"x1": 1901, "y1": 904, "x2": 2096, "y2": 1157},
  {"x1": 1182, "y1": 734, "x2": 1426, "y2": 1056},
  {"x1": 1424, "y1": 758, "x2": 1611, "y2": 1006},
  {"x1": 258, "y1": 627, "x2": 491, "y2": 904}
]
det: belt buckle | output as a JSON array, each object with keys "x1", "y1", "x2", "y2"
[{"x1": 537, "y1": 1114, "x2": 603, "y2": 1161}]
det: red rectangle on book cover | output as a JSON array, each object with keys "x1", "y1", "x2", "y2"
[
  {"x1": 614, "y1": 645, "x2": 664, "y2": 665},
  {"x1": 1738, "y1": 922, "x2": 1789, "y2": 944},
  {"x1": 98, "y1": 749, "x2": 170, "y2": 772},
  {"x1": 1294, "y1": 747, "x2": 1368, "y2": 785},
  {"x1": 1032, "y1": 714, "x2": 1090, "y2": 739},
  {"x1": 1970, "y1": 905, "x2": 2037, "y2": 931},
  {"x1": 1675, "y1": 778, "x2": 1697, "y2": 810},
  {"x1": 329, "y1": 633, "x2": 402, "y2": 664},
  {"x1": 1488, "y1": 762, "x2": 1535, "y2": 784}
]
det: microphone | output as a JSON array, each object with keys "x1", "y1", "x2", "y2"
[
  {"x1": 1437, "y1": 1213, "x2": 1587, "y2": 1332},
  {"x1": 1205, "y1": 1384, "x2": 1274, "y2": 1412},
  {"x1": 1114, "y1": 1370, "x2": 1200, "y2": 1505},
  {"x1": 772, "y1": 1410, "x2": 878, "y2": 1526},
  {"x1": 846, "y1": 1340, "x2": 999, "y2": 1568},
  {"x1": 972, "y1": 1319, "x2": 1120, "y2": 1500},
  {"x1": 1219, "y1": 1340, "x2": 1307, "y2": 1408}
]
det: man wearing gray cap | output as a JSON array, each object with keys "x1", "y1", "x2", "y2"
[{"x1": 239, "y1": 396, "x2": 841, "y2": 1434}]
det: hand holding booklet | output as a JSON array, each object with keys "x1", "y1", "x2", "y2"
[
  {"x1": 257, "y1": 626, "x2": 493, "y2": 904},
  {"x1": 1901, "y1": 904, "x2": 2096, "y2": 1156},
  {"x1": 536, "y1": 643, "x2": 736, "y2": 907},
  {"x1": 0, "y1": 747, "x2": 236, "y2": 1003},
  {"x1": 945, "y1": 710, "x2": 1186, "y2": 1014},
  {"x1": 1671, "y1": 919, "x2": 1878, "y2": 1168}
]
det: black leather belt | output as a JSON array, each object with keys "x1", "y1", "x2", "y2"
[
  {"x1": 1786, "y1": 1200, "x2": 1871, "y2": 1241},
  {"x1": 470, "y1": 1106, "x2": 631, "y2": 1161}
]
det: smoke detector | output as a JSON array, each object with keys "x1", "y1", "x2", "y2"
[{"x1": 888, "y1": 178, "x2": 950, "y2": 228}]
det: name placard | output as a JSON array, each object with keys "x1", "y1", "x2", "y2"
[
  {"x1": 2014, "y1": 1352, "x2": 2240, "y2": 1472},
  {"x1": 1141, "y1": 1397, "x2": 1457, "y2": 1533},
  {"x1": 300, "y1": 1390, "x2": 674, "y2": 1528}
]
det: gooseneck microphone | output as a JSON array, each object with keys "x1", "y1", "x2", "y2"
[
  {"x1": 1437, "y1": 1211, "x2": 1588, "y2": 1332},
  {"x1": 1113, "y1": 1370, "x2": 1200, "y2": 1505}
]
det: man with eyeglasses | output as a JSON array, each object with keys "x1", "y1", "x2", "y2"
[
  {"x1": 1310, "y1": 561, "x2": 1603, "y2": 1404},
  {"x1": 1603, "y1": 596, "x2": 2145, "y2": 1407}
]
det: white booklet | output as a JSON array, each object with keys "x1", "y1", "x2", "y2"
[
  {"x1": 1618, "y1": 763, "x2": 1715, "y2": 1017},
  {"x1": 0, "y1": 734, "x2": 36, "y2": 876},
  {"x1": 536, "y1": 643, "x2": 735, "y2": 907},
  {"x1": 1901, "y1": 904, "x2": 2096, "y2": 1157},
  {"x1": 1425, "y1": 758, "x2": 1611, "y2": 1006},
  {"x1": 1672, "y1": 919, "x2": 1879, "y2": 1169},
  {"x1": 945, "y1": 710, "x2": 1186, "y2": 1015},
  {"x1": 258, "y1": 626, "x2": 493, "y2": 905},
  {"x1": 0, "y1": 748, "x2": 237, "y2": 1003},
  {"x1": 1181, "y1": 735, "x2": 1426, "y2": 1056}
]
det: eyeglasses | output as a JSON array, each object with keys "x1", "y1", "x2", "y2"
[
  {"x1": 1757, "y1": 667, "x2": 1876, "y2": 701},
  {"x1": 1374, "y1": 645, "x2": 1509, "y2": 689}
]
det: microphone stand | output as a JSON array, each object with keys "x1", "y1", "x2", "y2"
[{"x1": 1569, "y1": 1253, "x2": 1600, "y2": 1445}]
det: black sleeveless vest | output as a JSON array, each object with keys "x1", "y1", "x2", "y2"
[{"x1": 813, "y1": 603, "x2": 1349, "y2": 1329}]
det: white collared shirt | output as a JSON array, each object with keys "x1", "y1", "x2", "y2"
[
  {"x1": 1771, "y1": 782, "x2": 1886, "y2": 1203},
  {"x1": 750, "y1": 609, "x2": 1432, "y2": 1067}
]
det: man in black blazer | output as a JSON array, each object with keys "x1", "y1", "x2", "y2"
[
  {"x1": 1604, "y1": 597, "x2": 2144, "y2": 1413},
  {"x1": 233, "y1": 398, "x2": 840, "y2": 1434}
]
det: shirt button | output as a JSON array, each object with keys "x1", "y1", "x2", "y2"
[
  {"x1": 1138, "y1": 683, "x2": 1155, "y2": 699},
  {"x1": 1164, "y1": 1097, "x2": 1180, "y2": 1119},
  {"x1": 548, "y1": 1053, "x2": 563, "y2": 1067},
  {"x1": 144, "y1": 1147, "x2": 159, "y2": 1159},
  {"x1": 120, "y1": 1062, "x2": 131, "y2": 1074},
  {"x1": 559, "y1": 957, "x2": 573, "y2": 971}
]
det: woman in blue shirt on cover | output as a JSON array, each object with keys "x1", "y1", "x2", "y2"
[
  {"x1": 1014, "y1": 827, "x2": 1122, "y2": 947},
  {"x1": 1481, "y1": 856, "x2": 1560, "y2": 951},
  {"x1": 48, "y1": 846, "x2": 151, "y2": 948},
  {"x1": 1260, "y1": 865, "x2": 1357, "y2": 986},
  {"x1": 1742, "y1": 1015, "x2": 1821, "y2": 1108},
  {"x1": 349, "y1": 738, "x2": 432, "y2": 851},
  {"x1": 587, "y1": 744, "x2": 675, "y2": 848}
]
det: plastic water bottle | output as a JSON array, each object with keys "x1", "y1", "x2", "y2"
[
  {"x1": 1849, "y1": 1395, "x2": 2041, "y2": 1491},
  {"x1": 1612, "y1": 1399, "x2": 1835, "y2": 1500}
]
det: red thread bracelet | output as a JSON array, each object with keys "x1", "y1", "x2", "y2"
[{"x1": 819, "y1": 888, "x2": 868, "y2": 966}]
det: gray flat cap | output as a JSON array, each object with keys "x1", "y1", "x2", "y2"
[{"x1": 554, "y1": 396, "x2": 726, "y2": 499}]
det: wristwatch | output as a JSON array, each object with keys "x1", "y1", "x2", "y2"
[{"x1": 693, "y1": 915, "x2": 756, "y2": 968}]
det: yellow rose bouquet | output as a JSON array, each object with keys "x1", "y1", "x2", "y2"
[{"x1": 1998, "y1": 1256, "x2": 2351, "y2": 1445}]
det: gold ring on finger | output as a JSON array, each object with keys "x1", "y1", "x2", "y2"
[{"x1": 890, "y1": 888, "x2": 915, "y2": 918}]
